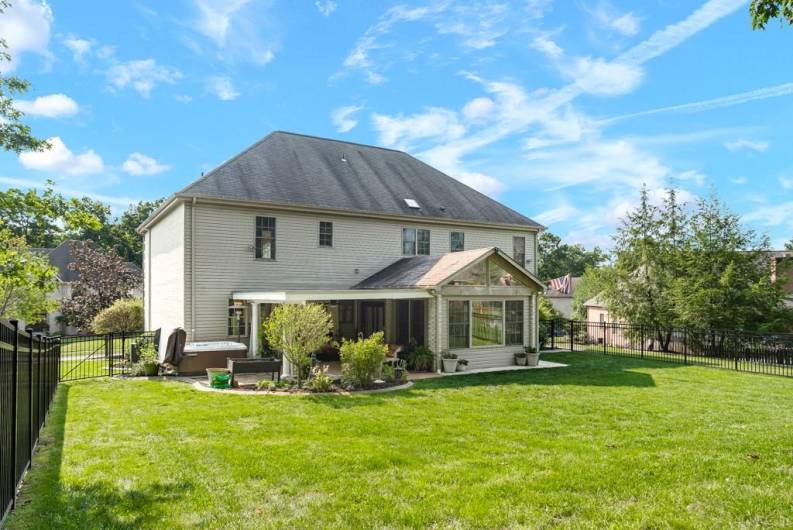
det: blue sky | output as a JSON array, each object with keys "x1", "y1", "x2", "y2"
[{"x1": 1, "y1": 0, "x2": 792, "y2": 248}]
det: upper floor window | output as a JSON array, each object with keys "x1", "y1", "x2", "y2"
[
  {"x1": 255, "y1": 216, "x2": 276, "y2": 259},
  {"x1": 513, "y1": 236, "x2": 525, "y2": 266},
  {"x1": 450, "y1": 231, "x2": 465, "y2": 252},
  {"x1": 402, "y1": 228, "x2": 430, "y2": 255},
  {"x1": 319, "y1": 221, "x2": 333, "y2": 247}
]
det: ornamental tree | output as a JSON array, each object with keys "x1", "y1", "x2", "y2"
[
  {"x1": 60, "y1": 242, "x2": 143, "y2": 331},
  {"x1": 0, "y1": 229, "x2": 58, "y2": 323},
  {"x1": 263, "y1": 303, "x2": 333, "y2": 386}
]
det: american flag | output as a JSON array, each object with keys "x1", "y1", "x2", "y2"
[{"x1": 548, "y1": 274, "x2": 571, "y2": 295}]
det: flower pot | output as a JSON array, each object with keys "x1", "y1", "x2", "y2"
[
  {"x1": 142, "y1": 362, "x2": 159, "y2": 376},
  {"x1": 526, "y1": 352, "x2": 540, "y2": 367},
  {"x1": 514, "y1": 354, "x2": 527, "y2": 366},
  {"x1": 442, "y1": 358, "x2": 458, "y2": 373},
  {"x1": 456, "y1": 363, "x2": 468, "y2": 372}
]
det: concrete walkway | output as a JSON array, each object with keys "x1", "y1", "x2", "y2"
[{"x1": 410, "y1": 360, "x2": 567, "y2": 380}]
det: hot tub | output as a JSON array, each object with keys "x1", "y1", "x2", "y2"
[{"x1": 177, "y1": 341, "x2": 248, "y2": 375}]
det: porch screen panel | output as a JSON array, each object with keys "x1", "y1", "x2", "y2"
[
  {"x1": 505, "y1": 300, "x2": 523, "y2": 345},
  {"x1": 448, "y1": 301, "x2": 469, "y2": 349},
  {"x1": 396, "y1": 300, "x2": 410, "y2": 345},
  {"x1": 411, "y1": 300, "x2": 425, "y2": 346},
  {"x1": 472, "y1": 301, "x2": 503, "y2": 347}
]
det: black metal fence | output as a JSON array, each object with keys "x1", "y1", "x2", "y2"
[
  {"x1": 1, "y1": 320, "x2": 60, "y2": 524},
  {"x1": 541, "y1": 319, "x2": 793, "y2": 377},
  {"x1": 58, "y1": 331, "x2": 156, "y2": 382}
]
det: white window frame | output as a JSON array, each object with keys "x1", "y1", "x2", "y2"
[
  {"x1": 402, "y1": 227, "x2": 430, "y2": 256},
  {"x1": 228, "y1": 300, "x2": 249, "y2": 338},
  {"x1": 450, "y1": 231, "x2": 465, "y2": 252},
  {"x1": 319, "y1": 220, "x2": 333, "y2": 248}
]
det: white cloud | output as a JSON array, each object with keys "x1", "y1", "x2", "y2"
[
  {"x1": 315, "y1": 0, "x2": 337, "y2": 16},
  {"x1": 0, "y1": 176, "x2": 138, "y2": 208},
  {"x1": 0, "y1": 0, "x2": 53, "y2": 71},
  {"x1": 122, "y1": 153, "x2": 170, "y2": 176},
  {"x1": 191, "y1": 0, "x2": 278, "y2": 66},
  {"x1": 535, "y1": 203, "x2": 580, "y2": 225},
  {"x1": 373, "y1": 108, "x2": 466, "y2": 149},
  {"x1": 206, "y1": 76, "x2": 240, "y2": 100},
  {"x1": 106, "y1": 59, "x2": 182, "y2": 97},
  {"x1": 19, "y1": 137, "x2": 104, "y2": 176},
  {"x1": 531, "y1": 36, "x2": 563, "y2": 59},
  {"x1": 331, "y1": 105, "x2": 363, "y2": 133},
  {"x1": 455, "y1": 171, "x2": 504, "y2": 196},
  {"x1": 724, "y1": 138, "x2": 769, "y2": 152},
  {"x1": 63, "y1": 34, "x2": 93, "y2": 62},
  {"x1": 435, "y1": 3, "x2": 510, "y2": 50},
  {"x1": 462, "y1": 97, "x2": 496, "y2": 123},
  {"x1": 731, "y1": 176, "x2": 748, "y2": 185},
  {"x1": 175, "y1": 94, "x2": 193, "y2": 103},
  {"x1": 743, "y1": 202, "x2": 793, "y2": 228},
  {"x1": 779, "y1": 176, "x2": 793, "y2": 190},
  {"x1": 676, "y1": 169, "x2": 706, "y2": 186},
  {"x1": 15, "y1": 94, "x2": 79, "y2": 118},
  {"x1": 566, "y1": 57, "x2": 643, "y2": 96},
  {"x1": 612, "y1": 13, "x2": 641, "y2": 36},
  {"x1": 603, "y1": 82, "x2": 793, "y2": 125}
]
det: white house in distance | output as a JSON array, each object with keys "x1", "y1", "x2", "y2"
[{"x1": 138, "y1": 131, "x2": 545, "y2": 370}]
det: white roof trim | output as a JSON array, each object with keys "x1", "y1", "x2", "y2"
[{"x1": 232, "y1": 289, "x2": 434, "y2": 303}]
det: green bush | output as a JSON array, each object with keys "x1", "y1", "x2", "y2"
[
  {"x1": 406, "y1": 345, "x2": 434, "y2": 371},
  {"x1": 91, "y1": 298, "x2": 144, "y2": 334},
  {"x1": 306, "y1": 365, "x2": 334, "y2": 392},
  {"x1": 130, "y1": 341, "x2": 157, "y2": 376},
  {"x1": 340, "y1": 332, "x2": 386, "y2": 388}
]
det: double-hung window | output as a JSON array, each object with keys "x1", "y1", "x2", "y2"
[
  {"x1": 255, "y1": 216, "x2": 276, "y2": 259},
  {"x1": 402, "y1": 228, "x2": 430, "y2": 255},
  {"x1": 228, "y1": 299, "x2": 248, "y2": 337},
  {"x1": 319, "y1": 221, "x2": 333, "y2": 247},
  {"x1": 450, "y1": 231, "x2": 464, "y2": 252}
]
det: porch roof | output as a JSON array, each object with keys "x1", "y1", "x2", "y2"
[
  {"x1": 232, "y1": 288, "x2": 433, "y2": 303},
  {"x1": 354, "y1": 247, "x2": 545, "y2": 290}
]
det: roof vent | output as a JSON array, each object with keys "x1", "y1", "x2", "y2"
[
  {"x1": 404, "y1": 198, "x2": 420, "y2": 209},
  {"x1": 340, "y1": 153, "x2": 347, "y2": 163}
]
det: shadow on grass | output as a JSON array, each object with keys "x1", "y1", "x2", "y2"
[
  {"x1": 6, "y1": 383, "x2": 193, "y2": 530},
  {"x1": 307, "y1": 351, "x2": 686, "y2": 409}
]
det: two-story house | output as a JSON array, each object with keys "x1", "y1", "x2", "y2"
[{"x1": 139, "y1": 131, "x2": 545, "y2": 370}]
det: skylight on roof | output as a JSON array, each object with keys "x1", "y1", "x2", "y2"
[{"x1": 404, "y1": 198, "x2": 420, "y2": 209}]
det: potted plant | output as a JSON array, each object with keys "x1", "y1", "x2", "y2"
[
  {"x1": 456, "y1": 358, "x2": 469, "y2": 372},
  {"x1": 136, "y1": 342, "x2": 159, "y2": 376},
  {"x1": 441, "y1": 351, "x2": 458, "y2": 373},
  {"x1": 525, "y1": 346, "x2": 540, "y2": 367},
  {"x1": 514, "y1": 351, "x2": 527, "y2": 366}
]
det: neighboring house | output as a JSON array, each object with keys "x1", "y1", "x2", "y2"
[
  {"x1": 544, "y1": 276, "x2": 581, "y2": 318},
  {"x1": 138, "y1": 131, "x2": 546, "y2": 370},
  {"x1": 584, "y1": 296, "x2": 609, "y2": 323},
  {"x1": 33, "y1": 241, "x2": 142, "y2": 334}
]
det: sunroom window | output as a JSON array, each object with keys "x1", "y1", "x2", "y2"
[
  {"x1": 228, "y1": 299, "x2": 248, "y2": 337},
  {"x1": 471, "y1": 301, "x2": 503, "y2": 347}
]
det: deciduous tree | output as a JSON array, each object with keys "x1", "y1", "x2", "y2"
[
  {"x1": 60, "y1": 242, "x2": 143, "y2": 331},
  {"x1": 0, "y1": 229, "x2": 58, "y2": 323},
  {"x1": 538, "y1": 231, "x2": 606, "y2": 281},
  {"x1": 750, "y1": 0, "x2": 793, "y2": 29}
]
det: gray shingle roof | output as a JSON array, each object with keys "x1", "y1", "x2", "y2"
[
  {"x1": 354, "y1": 248, "x2": 493, "y2": 289},
  {"x1": 178, "y1": 131, "x2": 541, "y2": 228},
  {"x1": 33, "y1": 241, "x2": 142, "y2": 283}
]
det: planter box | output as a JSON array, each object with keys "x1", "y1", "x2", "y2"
[{"x1": 526, "y1": 352, "x2": 540, "y2": 367}]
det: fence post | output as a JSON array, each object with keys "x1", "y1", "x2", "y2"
[
  {"x1": 26, "y1": 328, "x2": 34, "y2": 468},
  {"x1": 603, "y1": 321, "x2": 607, "y2": 354},
  {"x1": 640, "y1": 325, "x2": 644, "y2": 359},
  {"x1": 683, "y1": 328, "x2": 688, "y2": 365},
  {"x1": 10, "y1": 320, "x2": 19, "y2": 509},
  {"x1": 37, "y1": 335, "x2": 43, "y2": 428},
  {"x1": 570, "y1": 320, "x2": 574, "y2": 352},
  {"x1": 550, "y1": 320, "x2": 555, "y2": 350}
]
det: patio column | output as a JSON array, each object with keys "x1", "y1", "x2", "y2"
[
  {"x1": 531, "y1": 293, "x2": 539, "y2": 351},
  {"x1": 249, "y1": 302, "x2": 259, "y2": 358},
  {"x1": 435, "y1": 292, "x2": 443, "y2": 373}
]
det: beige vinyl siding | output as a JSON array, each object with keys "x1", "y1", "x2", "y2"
[
  {"x1": 146, "y1": 203, "x2": 186, "y2": 333},
  {"x1": 164, "y1": 200, "x2": 537, "y2": 342}
]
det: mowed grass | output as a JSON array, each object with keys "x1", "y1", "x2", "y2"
[{"x1": 7, "y1": 351, "x2": 793, "y2": 529}]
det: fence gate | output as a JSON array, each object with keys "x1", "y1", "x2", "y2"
[{"x1": 58, "y1": 331, "x2": 156, "y2": 382}]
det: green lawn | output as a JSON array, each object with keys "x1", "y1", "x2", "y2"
[{"x1": 7, "y1": 351, "x2": 793, "y2": 529}]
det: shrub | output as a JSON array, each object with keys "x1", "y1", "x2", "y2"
[
  {"x1": 263, "y1": 303, "x2": 333, "y2": 386},
  {"x1": 340, "y1": 332, "x2": 386, "y2": 388},
  {"x1": 130, "y1": 341, "x2": 157, "y2": 376},
  {"x1": 440, "y1": 350, "x2": 457, "y2": 359},
  {"x1": 407, "y1": 345, "x2": 434, "y2": 371},
  {"x1": 92, "y1": 298, "x2": 144, "y2": 334},
  {"x1": 306, "y1": 365, "x2": 334, "y2": 392},
  {"x1": 382, "y1": 363, "x2": 396, "y2": 383}
]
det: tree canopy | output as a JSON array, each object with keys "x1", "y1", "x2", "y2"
[
  {"x1": 750, "y1": 0, "x2": 793, "y2": 29},
  {"x1": 537, "y1": 231, "x2": 607, "y2": 281},
  {"x1": 597, "y1": 187, "x2": 792, "y2": 334},
  {"x1": 0, "y1": 229, "x2": 58, "y2": 323}
]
